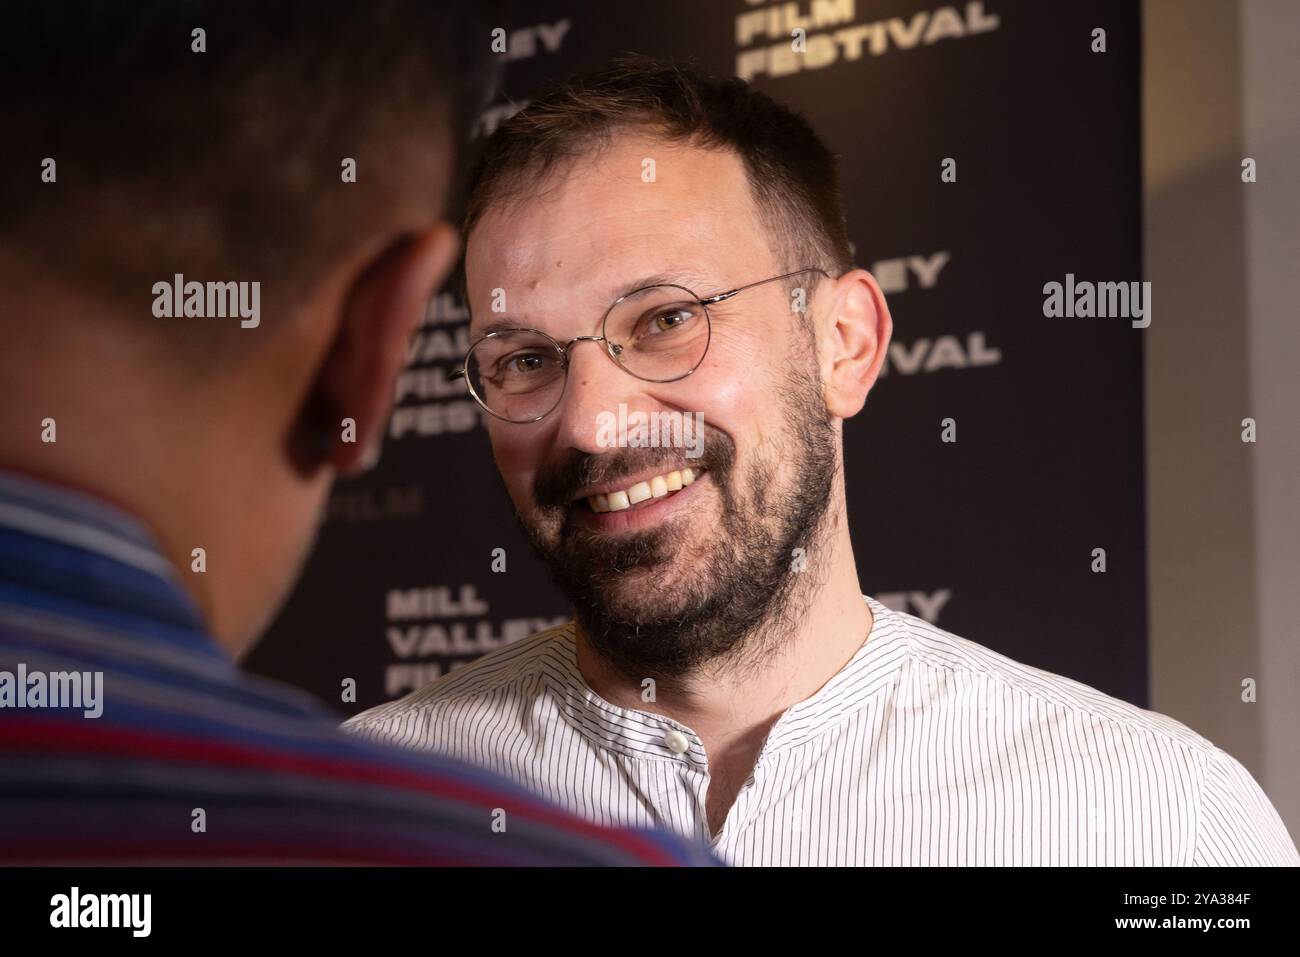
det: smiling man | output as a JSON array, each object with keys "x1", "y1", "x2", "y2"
[{"x1": 347, "y1": 58, "x2": 1298, "y2": 867}]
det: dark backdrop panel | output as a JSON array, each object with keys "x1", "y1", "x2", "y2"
[{"x1": 247, "y1": 0, "x2": 1147, "y2": 715}]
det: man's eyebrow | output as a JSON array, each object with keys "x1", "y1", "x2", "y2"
[
  {"x1": 613, "y1": 272, "x2": 718, "y2": 299},
  {"x1": 467, "y1": 271, "x2": 720, "y2": 338},
  {"x1": 471, "y1": 317, "x2": 534, "y2": 339}
]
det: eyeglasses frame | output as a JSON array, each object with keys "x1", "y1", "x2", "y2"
[{"x1": 450, "y1": 267, "x2": 833, "y2": 423}]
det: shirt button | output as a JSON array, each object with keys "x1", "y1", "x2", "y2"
[{"x1": 663, "y1": 729, "x2": 690, "y2": 754}]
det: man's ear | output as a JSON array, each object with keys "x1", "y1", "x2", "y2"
[
  {"x1": 305, "y1": 222, "x2": 461, "y2": 476},
  {"x1": 819, "y1": 268, "x2": 892, "y2": 420}
]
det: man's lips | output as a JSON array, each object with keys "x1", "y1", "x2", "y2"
[
  {"x1": 571, "y1": 466, "x2": 704, "y2": 513},
  {"x1": 568, "y1": 468, "x2": 710, "y2": 532}
]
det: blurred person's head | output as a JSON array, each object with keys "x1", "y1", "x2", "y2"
[
  {"x1": 0, "y1": 1, "x2": 495, "y2": 656},
  {"x1": 461, "y1": 57, "x2": 891, "y2": 683}
]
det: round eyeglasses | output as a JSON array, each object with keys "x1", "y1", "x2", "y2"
[{"x1": 452, "y1": 268, "x2": 830, "y2": 423}]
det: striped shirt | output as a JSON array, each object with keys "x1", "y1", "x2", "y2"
[
  {"x1": 347, "y1": 595, "x2": 1300, "y2": 866},
  {"x1": 0, "y1": 469, "x2": 717, "y2": 865}
]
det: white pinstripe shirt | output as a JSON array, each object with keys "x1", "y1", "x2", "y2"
[{"x1": 345, "y1": 595, "x2": 1299, "y2": 866}]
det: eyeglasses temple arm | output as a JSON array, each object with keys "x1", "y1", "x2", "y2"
[{"x1": 699, "y1": 267, "x2": 832, "y2": 304}]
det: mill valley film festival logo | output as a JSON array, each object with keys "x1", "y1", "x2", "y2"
[
  {"x1": 50, "y1": 888, "x2": 151, "y2": 938},
  {"x1": 735, "y1": 0, "x2": 1002, "y2": 81}
]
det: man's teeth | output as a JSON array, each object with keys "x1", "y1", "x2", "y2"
[{"x1": 588, "y1": 468, "x2": 697, "y2": 513}]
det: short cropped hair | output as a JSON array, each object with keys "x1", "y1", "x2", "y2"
[
  {"x1": 0, "y1": 1, "x2": 497, "y2": 317},
  {"x1": 463, "y1": 56, "x2": 854, "y2": 283}
]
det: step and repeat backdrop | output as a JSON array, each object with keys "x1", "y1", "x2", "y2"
[{"x1": 247, "y1": 0, "x2": 1147, "y2": 716}]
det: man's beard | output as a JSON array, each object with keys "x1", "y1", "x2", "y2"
[{"x1": 517, "y1": 352, "x2": 838, "y2": 684}]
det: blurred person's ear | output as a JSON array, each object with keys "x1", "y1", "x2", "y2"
[{"x1": 301, "y1": 223, "x2": 460, "y2": 477}]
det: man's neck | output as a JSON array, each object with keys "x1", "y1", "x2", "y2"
[{"x1": 0, "y1": 314, "x2": 298, "y2": 657}]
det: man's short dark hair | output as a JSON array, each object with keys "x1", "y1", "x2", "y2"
[
  {"x1": 0, "y1": 0, "x2": 497, "y2": 318},
  {"x1": 463, "y1": 56, "x2": 855, "y2": 283}
]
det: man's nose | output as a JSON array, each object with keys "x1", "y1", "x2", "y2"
[{"x1": 552, "y1": 339, "x2": 643, "y2": 455}]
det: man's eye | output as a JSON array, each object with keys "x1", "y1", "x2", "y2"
[
  {"x1": 503, "y1": 353, "x2": 547, "y2": 374},
  {"x1": 650, "y1": 310, "x2": 691, "y2": 333}
]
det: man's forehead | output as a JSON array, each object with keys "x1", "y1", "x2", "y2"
[{"x1": 465, "y1": 137, "x2": 769, "y2": 332}]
